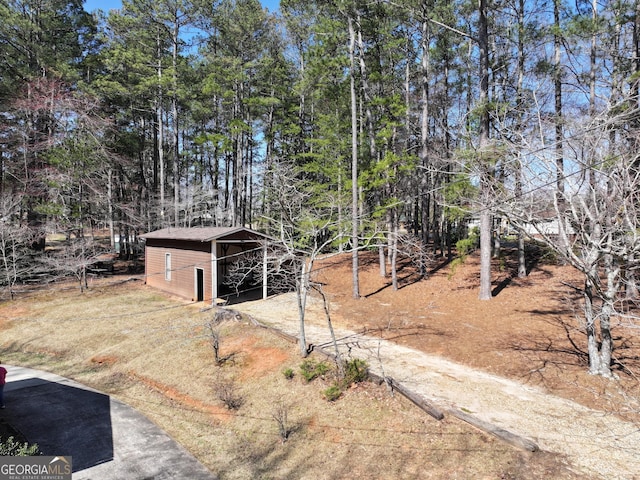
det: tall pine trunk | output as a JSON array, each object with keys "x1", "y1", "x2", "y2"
[
  {"x1": 516, "y1": 0, "x2": 527, "y2": 278},
  {"x1": 156, "y1": 30, "x2": 165, "y2": 226},
  {"x1": 478, "y1": 0, "x2": 492, "y2": 300},
  {"x1": 553, "y1": 0, "x2": 567, "y2": 257},
  {"x1": 348, "y1": 16, "x2": 360, "y2": 299},
  {"x1": 172, "y1": 12, "x2": 180, "y2": 227}
]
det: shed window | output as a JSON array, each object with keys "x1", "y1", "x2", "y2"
[{"x1": 165, "y1": 253, "x2": 171, "y2": 281}]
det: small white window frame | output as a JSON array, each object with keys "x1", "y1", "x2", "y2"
[{"x1": 165, "y1": 253, "x2": 172, "y2": 281}]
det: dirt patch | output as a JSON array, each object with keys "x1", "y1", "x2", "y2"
[
  {"x1": 89, "y1": 355, "x2": 118, "y2": 366},
  {"x1": 0, "y1": 304, "x2": 29, "y2": 331},
  {"x1": 129, "y1": 371, "x2": 233, "y2": 423},
  {"x1": 224, "y1": 335, "x2": 292, "y2": 379}
]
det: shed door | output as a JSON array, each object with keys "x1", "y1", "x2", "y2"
[{"x1": 195, "y1": 268, "x2": 204, "y2": 302}]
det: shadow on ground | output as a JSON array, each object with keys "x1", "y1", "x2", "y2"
[{"x1": 3, "y1": 379, "x2": 113, "y2": 472}]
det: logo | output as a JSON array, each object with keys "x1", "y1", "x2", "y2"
[{"x1": 0, "y1": 456, "x2": 72, "y2": 480}]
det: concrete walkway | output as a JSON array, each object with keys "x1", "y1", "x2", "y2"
[
  {"x1": 233, "y1": 292, "x2": 640, "y2": 480},
  {"x1": 0, "y1": 366, "x2": 216, "y2": 480}
]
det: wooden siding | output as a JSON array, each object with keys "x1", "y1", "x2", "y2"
[
  {"x1": 145, "y1": 245, "x2": 213, "y2": 302},
  {"x1": 144, "y1": 238, "x2": 211, "y2": 252},
  {"x1": 142, "y1": 228, "x2": 266, "y2": 302}
]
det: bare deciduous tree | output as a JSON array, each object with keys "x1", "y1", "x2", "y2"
[
  {"x1": 0, "y1": 194, "x2": 38, "y2": 299},
  {"x1": 502, "y1": 106, "x2": 640, "y2": 378},
  {"x1": 271, "y1": 399, "x2": 291, "y2": 443},
  {"x1": 201, "y1": 309, "x2": 242, "y2": 366},
  {"x1": 213, "y1": 371, "x2": 244, "y2": 410},
  {"x1": 40, "y1": 238, "x2": 105, "y2": 292},
  {"x1": 206, "y1": 318, "x2": 222, "y2": 366},
  {"x1": 226, "y1": 161, "x2": 350, "y2": 358}
]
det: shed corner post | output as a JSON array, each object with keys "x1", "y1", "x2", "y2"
[
  {"x1": 212, "y1": 240, "x2": 218, "y2": 305},
  {"x1": 262, "y1": 242, "x2": 268, "y2": 300},
  {"x1": 144, "y1": 243, "x2": 149, "y2": 285}
]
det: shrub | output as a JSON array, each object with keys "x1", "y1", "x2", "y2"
[
  {"x1": 213, "y1": 374, "x2": 244, "y2": 410},
  {"x1": 282, "y1": 368, "x2": 294, "y2": 380},
  {"x1": 456, "y1": 227, "x2": 479, "y2": 255},
  {"x1": 299, "y1": 360, "x2": 315, "y2": 382},
  {"x1": 0, "y1": 436, "x2": 40, "y2": 456},
  {"x1": 450, "y1": 229, "x2": 480, "y2": 278},
  {"x1": 323, "y1": 384, "x2": 342, "y2": 402},
  {"x1": 299, "y1": 359, "x2": 329, "y2": 383},
  {"x1": 498, "y1": 254, "x2": 507, "y2": 272},
  {"x1": 342, "y1": 358, "x2": 368, "y2": 387},
  {"x1": 448, "y1": 257, "x2": 464, "y2": 278},
  {"x1": 315, "y1": 361, "x2": 329, "y2": 376}
]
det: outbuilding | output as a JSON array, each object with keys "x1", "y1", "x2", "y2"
[{"x1": 140, "y1": 227, "x2": 272, "y2": 304}]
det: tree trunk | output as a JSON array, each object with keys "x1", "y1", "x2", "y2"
[
  {"x1": 479, "y1": 210, "x2": 492, "y2": 300},
  {"x1": 296, "y1": 259, "x2": 309, "y2": 357},
  {"x1": 626, "y1": 257, "x2": 638, "y2": 300},
  {"x1": 108, "y1": 168, "x2": 115, "y2": 249},
  {"x1": 391, "y1": 218, "x2": 399, "y2": 291},
  {"x1": 348, "y1": 16, "x2": 360, "y2": 299},
  {"x1": 172, "y1": 12, "x2": 180, "y2": 227},
  {"x1": 420, "y1": 14, "x2": 430, "y2": 248},
  {"x1": 317, "y1": 287, "x2": 343, "y2": 371},
  {"x1": 553, "y1": 0, "x2": 566, "y2": 256},
  {"x1": 478, "y1": 0, "x2": 492, "y2": 300},
  {"x1": 156, "y1": 31, "x2": 165, "y2": 227},
  {"x1": 517, "y1": 233, "x2": 526, "y2": 278},
  {"x1": 356, "y1": 13, "x2": 377, "y2": 163},
  {"x1": 584, "y1": 274, "x2": 612, "y2": 378},
  {"x1": 516, "y1": 0, "x2": 527, "y2": 279}
]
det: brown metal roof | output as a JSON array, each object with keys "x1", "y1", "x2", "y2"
[{"x1": 140, "y1": 227, "x2": 269, "y2": 242}]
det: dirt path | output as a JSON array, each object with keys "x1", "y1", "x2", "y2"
[{"x1": 233, "y1": 292, "x2": 640, "y2": 480}]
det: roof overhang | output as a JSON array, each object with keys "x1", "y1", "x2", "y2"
[{"x1": 140, "y1": 227, "x2": 273, "y2": 243}]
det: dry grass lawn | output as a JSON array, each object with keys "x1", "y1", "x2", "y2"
[{"x1": 0, "y1": 279, "x2": 586, "y2": 479}]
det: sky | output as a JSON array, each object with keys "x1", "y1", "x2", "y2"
[{"x1": 84, "y1": 0, "x2": 281, "y2": 14}]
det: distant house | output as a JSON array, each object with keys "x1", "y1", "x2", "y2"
[
  {"x1": 520, "y1": 218, "x2": 575, "y2": 238},
  {"x1": 467, "y1": 216, "x2": 575, "y2": 240},
  {"x1": 140, "y1": 227, "x2": 272, "y2": 304}
]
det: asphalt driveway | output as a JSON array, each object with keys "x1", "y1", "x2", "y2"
[{"x1": 0, "y1": 365, "x2": 216, "y2": 480}]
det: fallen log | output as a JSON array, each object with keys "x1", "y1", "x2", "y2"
[
  {"x1": 247, "y1": 317, "x2": 299, "y2": 344},
  {"x1": 448, "y1": 408, "x2": 539, "y2": 452},
  {"x1": 380, "y1": 375, "x2": 445, "y2": 420}
]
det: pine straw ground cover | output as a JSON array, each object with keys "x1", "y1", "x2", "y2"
[{"x1": 0, "y1": 280, "x2": 585, "y2": 479}]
